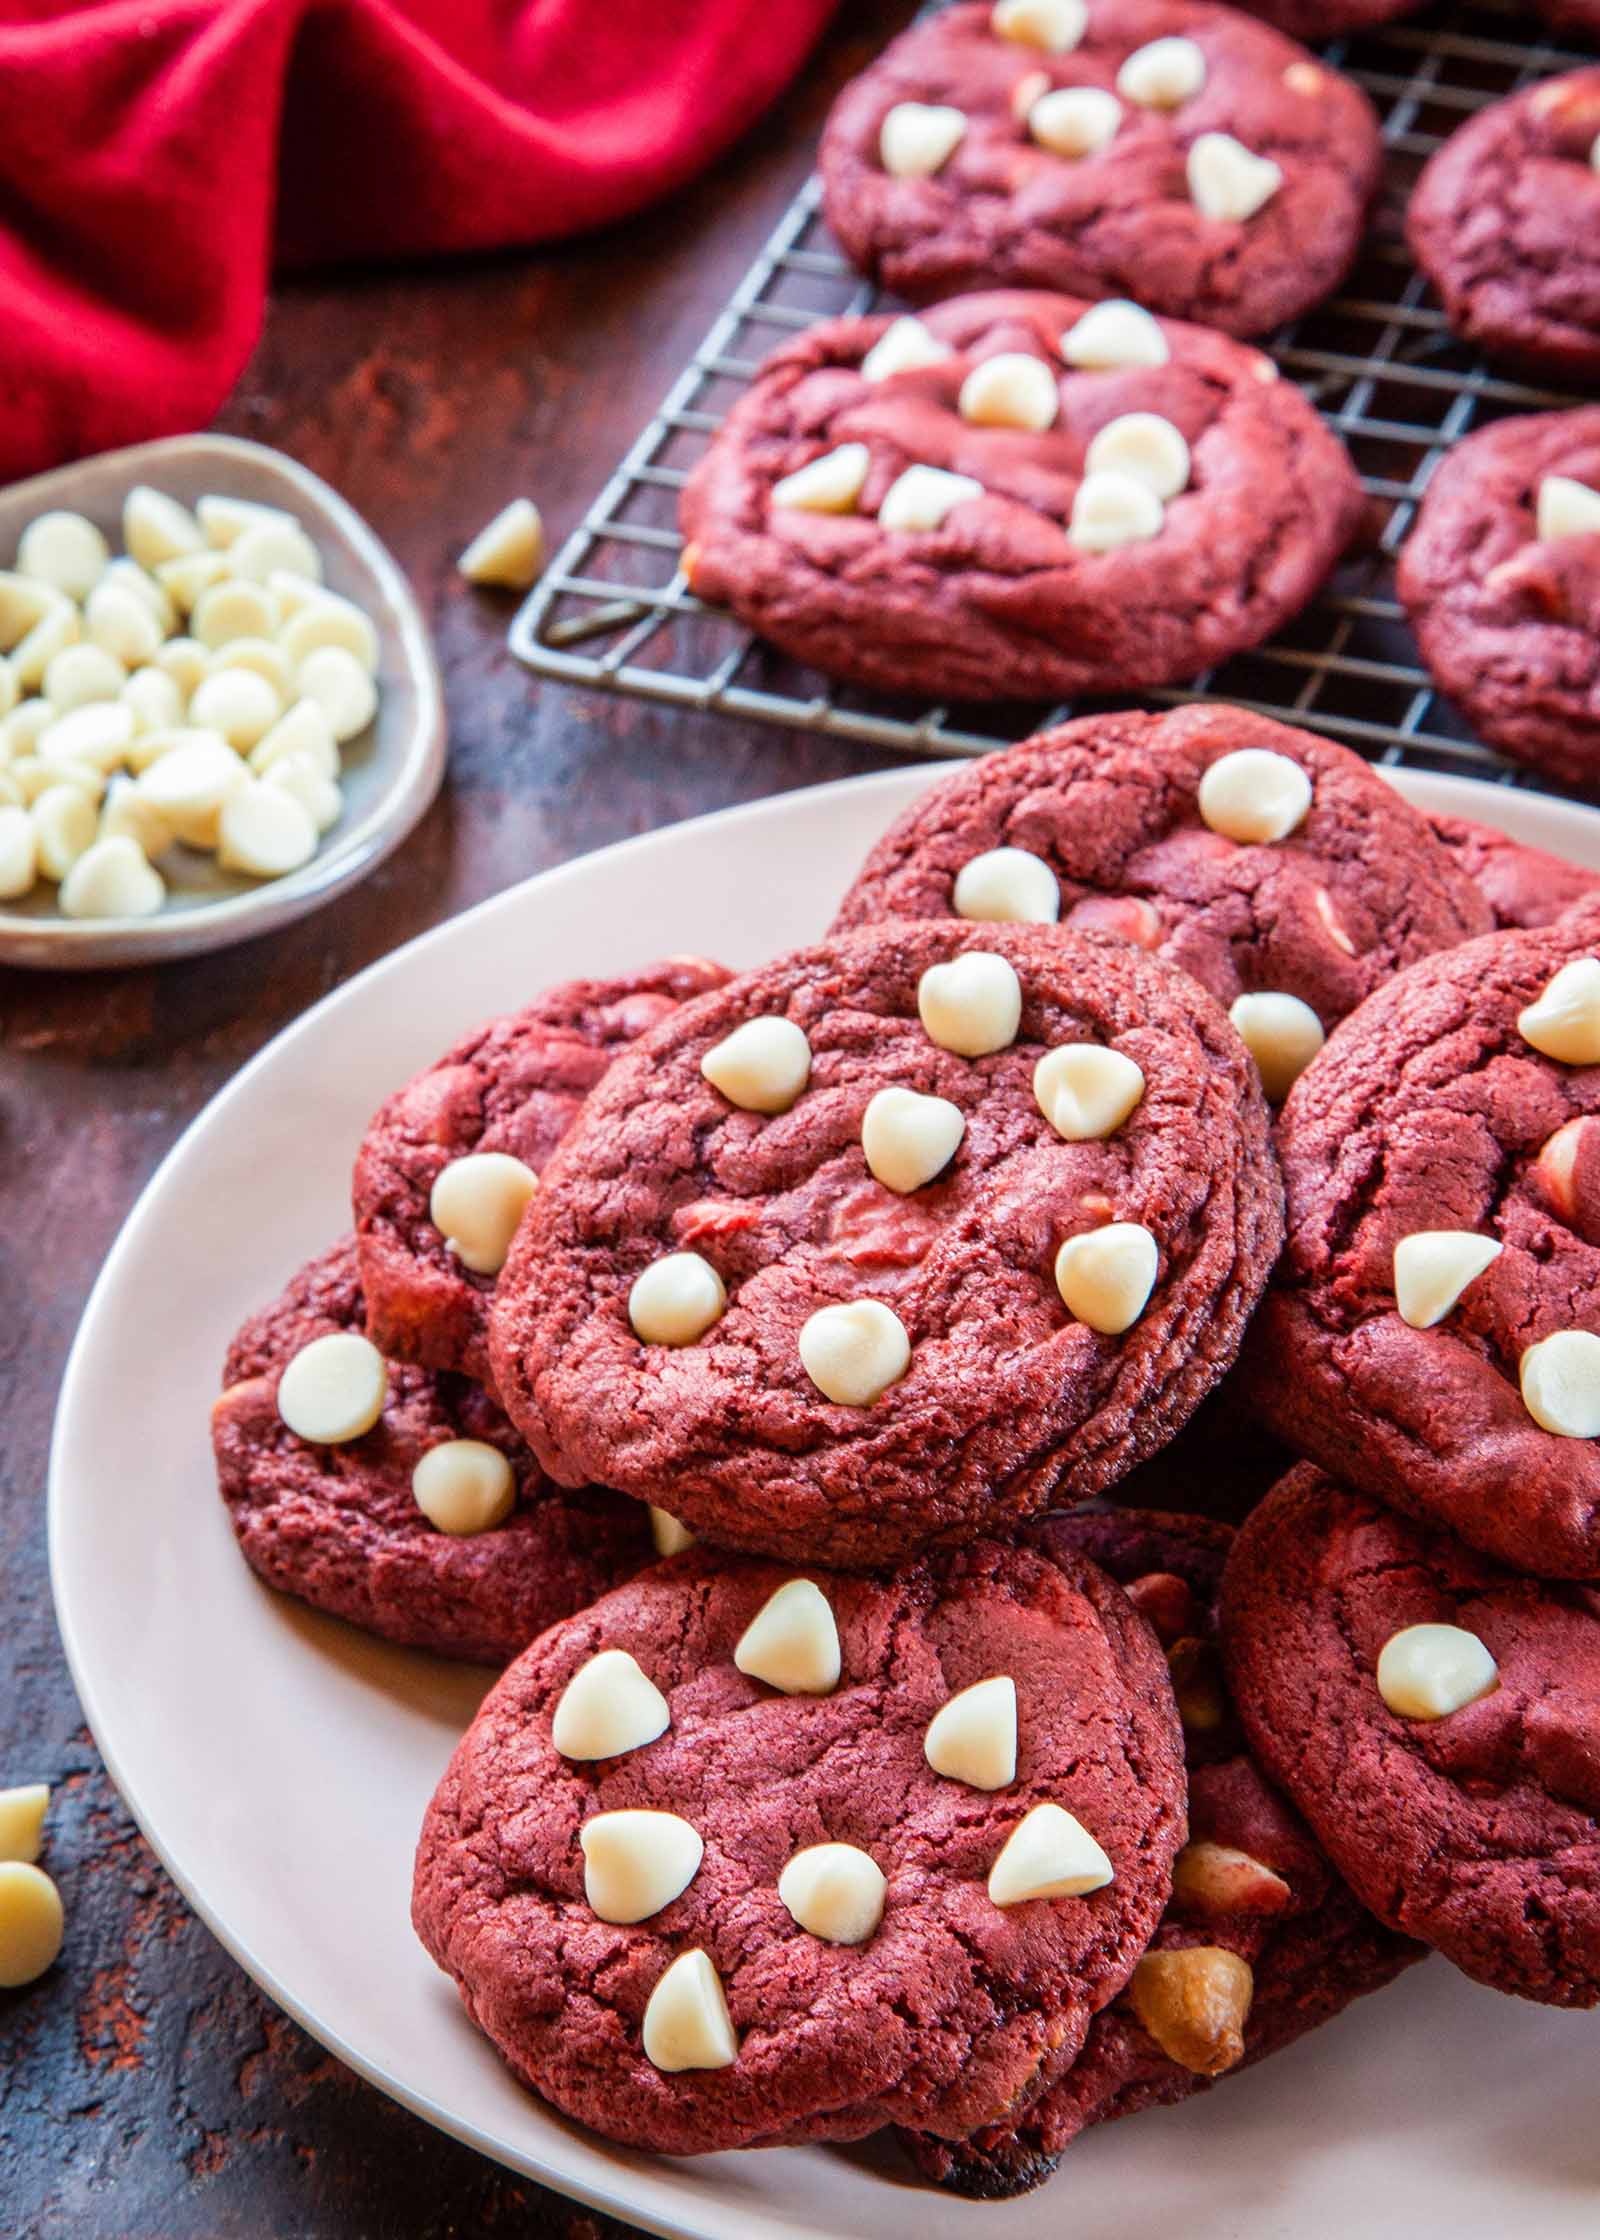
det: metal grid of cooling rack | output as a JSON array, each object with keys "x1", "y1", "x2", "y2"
[{"x1": 510, "y1": 1, "x2": 1595, "y2": 781}]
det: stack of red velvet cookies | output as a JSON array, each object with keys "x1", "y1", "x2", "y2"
[{"x1": 211, "y1": 700, "x2": 1600, "y2": 2189}]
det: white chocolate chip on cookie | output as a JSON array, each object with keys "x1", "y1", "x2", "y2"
[
  {"x1": 1376, "y1": 1623, "x2": 1498, "y2": 1720},
  {"x1": 799, "y1": 1300, "x2": 911, "y2": 1407},
  {"x1": 429, "y1": 1151, "x2": 539, "y2": 1276},
  {"x1": 771, "y1": 444, "x2": 871, "y2": 515},
  {"x1": 551, "y1": 1648, "x2": 670, "y2": 1760},
  {"x1": 1198, "y1": 747, "x2": 1312, "y2": 844},
  {"x1": 1518, "y1": 957, "x2": 1600, "y2": 1064},
  {"x1": 1520, "y1": 1328, "x2": 1600, "y2": 1437},
  {"x1": 1117, "y1": 34, "x2": 1206, "y2": 107},
  {"x1": 642, "y1": 1950, "x2": 738, "y2": 2072},
  {"x1": 992, "y1": 0, "x2": 1087, "y2": 50},
  {"x1": 1034, "y1": 1043, "x2": 1145, "y2": 1141},
  {"x1": 628, "y1": 1252, "x2": 727, "y2": 1346},
  {"x1": 1029, "y1": 84, "x2": 1122, "y2": 157},
  {"x1": 1069, "y1": 470, "x2": 1164, "y2": 551},
  {"x1": 879, "y1": 464, "x2": 985, "y2": 534},
  {"x1": 779, "y1": 1843, "x2": 887, "y2": 1945},
  {"x1": 1188, "y1": 133, "x2": 1284, "y2": 223},
  {"x1": 581, "y1": 1809, "x2": 703, "y2": 1924},
  {"x1": 917, "y1": 951, "x2": 1022, "y2": 1055},
  {"x1": 988, "y1": 1802, "x2": 1113, "y2": 1905},
  {"x1": 1392, "y1": 1231, "x2": 1502, "y2": 1330},
  {"x1": 880, "y1": 101, "x2": 967, "y2": 178},
  {"x1": 958, "y1": 352, "x2": 1059, "y2": 432},
  {"x1": 1055, "y1": 1222, "x2": 1159, "y2": 1334},
  {"x1": 860, "y1": 316, "x2": 954, "y2": 382},
  {"x1": 861, "y1": 1086, "x2": 966, "y2": 1193},
  {"x1": 925, "y1": 1674, "x2": 1017, "y2": 1790},
  {"x1": 952, "y1": 845, "x2": 1060, "y2": 924},
  {"x1": 735, "y1": 1578, "x2": 842, "y2": 1694},
  {"x1": 277, "y1": 1331, "x2": 388, "y2": 1444},
  {"x1": 1085, "y1": 413, "x2": 1191, "y2": 499},
  {"x1": 1536, "y1": 474, "x2": 1600, "y2": 544},
  {"x1": 701, "y1": 1014, "x2": 812, "y2": 1113},
  {"x1": 1061, "y1": 299, "x2": 1169, "y2": 370},
  {"x1": 1228, "y1": 991, "x2": 1324, "y2": 1102},
  {"x1": 412, "y1": 1439, "x2": 516, "y2": 1535},
  {"x1": 650, "y1": 1507, "x2": 697, "y2": 1557}
]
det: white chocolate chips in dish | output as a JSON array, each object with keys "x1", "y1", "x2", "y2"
[{"x1": 0, "y1": 488, "x2": 381, "y2": 918}]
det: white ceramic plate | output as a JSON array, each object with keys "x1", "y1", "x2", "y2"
[
  {"x1": 0, "y1": 434, "x2": 445, "y2": 970},
  {"x1": 50, "y1": 764, "x2": 1600, "y2": 2240}
]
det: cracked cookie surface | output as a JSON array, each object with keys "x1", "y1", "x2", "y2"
[
  {"x1": 1429, "y1": 813, "x2": 1600, "y2": 932},
  {"x1": 679, "y1": 291, "x2": 1362, "y2": 702},
  {"x1": 1220, "y1": 1465, "x2": 1600, "y2": 2007},
  {"x1": 410, "y1": 1538, "x2": 1185, "y2": 2154}
]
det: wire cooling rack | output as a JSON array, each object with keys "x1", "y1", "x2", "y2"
[{"x1": 510, "y1": 0, "x2": 1594, "y2": 779}]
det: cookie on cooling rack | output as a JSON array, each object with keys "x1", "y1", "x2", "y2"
[
  {"x1": 1243, "y1": 901, "x2": 1600, "y2": 1578},
  {"x1": 352, "y1": 958, "x2": 728, "y2": 1388},
  {"x1": 412, "y1": 1537, "x2": 1186, "y2": 2154},
  {"x1": 817, "y1": 0, "x2": 1381, "y2": 337},
  {"x1": 679, "y1": 290, "x2": 1362, "y2": 703},
  {"x1": 1221, "y1": 1465, "x2": 1600, "y2": 2009},
  {"x1": 486, "y1": 918, "x2": 1282, "y2": 1568},
  {"x1": 1408, "y1": 70, "x2": 1600, "y2": 376},
  {"x1": 1230, "y1": 0, "x2": 1420, "y2": 33},
  {"x1": 1429, "y1": 813, "x2": 1600, "y2": 932},
  {"x1": 212, "y1": 1237, "x2": 654, "y2": 1664},
  {"x1": 832, "y1": 704, "x2": 1490, "y2": 1101},
  {"x1": 1398, "y1": 408, "x2": 1600, "y2": 789},
  {"x1": 901, "y1": 1508, "x2": 1422, "y2": 2196}
]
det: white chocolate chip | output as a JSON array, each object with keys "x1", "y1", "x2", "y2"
[
  {"x1": 58, "y1": 835, "x2": 165, "y2": 919},
  {"x1": 880, "y1": 101, "x2": 967, "y2": 178},
  {"x1": 1283, "y1": 60, "x2": 1324, "y2": 96},
  {"x1": 429, "y1": 1151, "x2": 539, "y2": 1276},
  {"x1": 458, "y1": 498, "x2": 546, "y2": 590},
  {"x1": 209, "y1": 635, "x2": 293, "y2": 696},
  {"x1": 1519, "y1": 1328, "x2": 1600, "y2": 1437},
  {"x1": 155, "y1": 637, "x2": 210, "y2": 698},
  {"x1": 734, "y1": 1578, "x2": 842, "y2": 1694},
  {"x1": 263, "y1": 751, "x2": 343, "y2": 835},
  {"x1": 43, "y1": 643, "x2": 125, "y2": 713},
  {"x1": 268, "y1": 569, "x2": 322, "y2": 618},
  {"x1": 102, "y1": 559, "x2": 175, "y2": 632},
  {"x1": 192, "y1": 579, "x2": 280, "y2": 652},
  {"x1": 197, "y1": 493, "x2": 298, "y2": 549},
  {"x1": 1198, "y1": 747, "x2": 1312, "y2": 844},
  {"x1": 0, "y1": 699, "x2": 52, "y2": 761},
  {"x1": 1085, "y1": 413, "x2": 1191, "y2": 499},
  {"x1": 249, "y1": 697, "x2": 340, "y2": 779},
  {"x1": 38, "y1": 701, "x2": 136, "y2": 775},
  {"x1": 798, "y1": 1299, "x2": 910, "y2": 1407},
  {"x1": 99, "y1": 774, "x2": 173, "y2": 858},
  {"x1": 1033, "y1": 1043, "x2": 1145, "y2": 1140},
  {"x1": 778, "y1": 1843, "x2": 886, "y2": 1945},
  {"x1": 1517, "y1": 957, "x2": 1600, "y2": 1065},
  {"x1": 1117, "y1": 34, "x2": 1207, "y2": 106},
  {"x1": 1376, "y1": 1624, "x2": 1498, "y2": 1721},
  {"x1": 17, "y1": 511, "x2": 108, "y2": 601},
  {"x1": 649, "y1": 1507, "x2": 697, "y2": 1557},
  {"x1": 296, "y1": 644, "x2": 377, "y2": 743},
  {"x1": 581, "y1": 1810, "x2": 703, "y2": 1924},
  {"x1": 1393, "y1": 1231, "x2": 1502, "y2": 1330},
  {"x1": 1069, "y1": 470, "x2": 1164, "y2": 551},
  {"x1": 134, "y1": 735, "x2": 248, "y2": 846},
  {"x1": 121, "y1": 667, "x2": 184, "y2": 733},
  {"x1": 123, "y1": 487, "x2": 204, "y2": 573},
  {"x1": 279, "y1": 592, "x2": 380, "y2": 674},
  {"x1": 1029, "y1": 84, "x2": 1122, "y2": 156},
  {"x1": 1055, "y1": 1222, "x2": 1159, "y2": 1334},
  {"x1": 190, "y1": 667, "x2": 283, "y2": 751},
  {"x1": 861, "y1": 1086, "x2": 966, "y2": 1193},
  {"x1": 228, "y1": 518, "x2": 323, "y2": 586},
  {"x1": 1536, "y1": 474, "x2": 1600, "y2": 544},
  {"x1": 0, "y1": 574, "x2": 63, "y2": 652},
  {"x1": 0, "y1": 1861, "x2": 64, "y2": 1989},
  {"x1": 988, "y1": 1801, "x2": 1113, "y2": 1905},
  {"x1": 0, "y1": 658, "x2": 18, "y2": 722},
  {"x1": 917, "y1": 950, "x2": 1022, "y2": 1055},
  {"x1": 84, "y1": 579, "x2": 163, "y2": 667},
  {"x1": 214, "y1": 779, "x2": 314, "y2": 881},
  {"x1": 629, "y1": 1252, "x2": 727, "y2": 1346},
  {"x1": 701, "y1": 1015, "x2": 812, "y2": 1112},
  {"x1": 953, "y1": 845, "x2": 1060, "y2": 924},
  {"x1": 551, "y1": 1648, "x2": 670, "y2": 1760},
  {"x1": 31, "y1": 784, "x2": 97, "y2": 880},
  {"x1": 156, "y1": 551, "x2": 230, "y2": 614},
  {"x1": 958, "y1": 353, "x2": 1059, "y2": 432},
  {"x1": 860, "y1": 316, "x2": 955, "y2": 382},
  {"x1": 641, "y1": 1949, "x2": 738, "y2": 2072},
  {"x1": 16, "y1": 755, "x2": 103, "y2": 807},
  {"x1": 1061, "y1": 299, "x2": 1169, "y2": 370},
  {"x1": 411, "y1": 1439, "x2": 515, "y2": 1535},
  {"x1": 1188, "y1": 133, "x2": 1284, "y2": 223},
  {"x1": 0, "y1": 805, "x2": 38, "y2": 898},
  {"x1": 0, "y1": 1784, "x2": 48, "y2": 1866},
  {"x1": 924, "y1": 1674, "x2": 1017, "y2": 1790},
  {"x1": 878, "y1": 464, "x2": 985, "y2": 534},
  {"x1": 277, "y1": 1331, "x2": 387, "y2": 1444},
  {"x1": 992, "y1": 0, "x2": 1087, "y2": 50},
  {"x1": 12, "y1": 601, "x2": 81, "y2": 691},
  {"x1": 1228, "y1": 991, "x2": 1324, "y2": 1102},
  {"x1": 771, "y1": 444, "x2": 870, "y2": 516}
]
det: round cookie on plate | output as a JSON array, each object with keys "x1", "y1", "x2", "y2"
[
  {"x1": 902, "y1": 1508, "x2": 1422, "y2": 2196},
  {"x1": 353, "y1": 958, "x2": 728, "y2": 1388},
  {"x1": 680, "y1": 292, "x2": 1362, "y2": 703},
  {"x1": 1243, "y1": 901, "x2": 1600, "y2": 1578},
  {"x1": 487, "y1": 919, "x2": 1282, "y2": 1568},
  {"x1": 1428, "y1": 813, "x2": 1600, "y2": 933},
  {"x1": 833, "y1": 705, "x2": 1491, "y2": 1103},
  {"x1": 1221, "y1": 1465, "x2": 1600, "y2": 2008},
  {"x1": 1408, "y1": 70, "x2": 1600, "y2": 375},
  {"x1": 817, "y1": 0, "x2": 1382, "y2": 336},
  {"x1": 212, "y1": 1236, "x2": 654, "y2": 1665},
  {"x1": 1398, "y1": 409, "x2": 1600, "y2": 789},
  {"x1": 411, "y1": 1537, "x2": 1186, "y2": 2154}
]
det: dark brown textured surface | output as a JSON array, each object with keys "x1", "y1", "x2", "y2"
[
  {"x1": 681, "y1": 290, "x2": 1363, "y2": 702},
  {"x1": 819, "y1": 0, "x2": 1382, "y2": 335},
  {"x1": 0, "y1": 6, "x2": 933, "y2": 2231},
  {"x1": 413, "y1": 1539, "x2": 1185, "y2": 2154}
]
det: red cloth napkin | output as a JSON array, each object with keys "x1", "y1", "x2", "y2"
[{"x1": 0, "y1": 0, "x2": 838, "y2": 483}]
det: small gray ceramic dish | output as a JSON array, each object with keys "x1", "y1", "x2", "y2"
[{"x1": 0, "y1": 433, "x2": 445, "y2": 970}]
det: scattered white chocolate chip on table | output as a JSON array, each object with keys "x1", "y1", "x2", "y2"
[
  {"x1": 1376, "y1": 1623, "x2": 1498, "y2": 1720},
  {"x1": 778, "y1": 1843, "x2": 887, "y2": 1945},
  {"x1": 1392, "y1": 1231, "x2": 1502, "y2": 1330},
  {"x1": 0, "y1": 1859, "x2": 65, "y2": 1990},
  {"x1": 987, "y1": 1801, "x2": 1114, "y2": 1905},
  {"x1": 1229, "y1": 991, "x2": 1325, "y2": 1103},
  {"x1": 799, "y1": 1299, "x2": 911, "y2": 1406},
  {"x1": 734, "y1": 1578, "x2": 842, "y2": 1694},
  {"x1": 924, "y1": 1674, "x2": 1017, "y2": 1791},
  {"x1": 0, "y1": 1783, "x2": 49, "y2": 1866},
  {"x1": 551, "y1": 1648, "x2": 671, "y2": 1760},
  {"x1": 458, "y1": 498, "x2": 546, "y2": 590},
  {"x1": 641, "y1": 1949, "x2": 739, "y2": 2072},
  {"x1": 581, "y1": 1809, "x2": 703, "y2": 1924}
]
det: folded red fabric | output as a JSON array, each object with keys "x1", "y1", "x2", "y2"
[{"x1": 0, "y1": 0, "x2": 838, "y2": 483}]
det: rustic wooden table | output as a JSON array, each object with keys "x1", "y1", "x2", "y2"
[{"x1": 0, "y1": 7, "x2": 910, "y2": 2228}]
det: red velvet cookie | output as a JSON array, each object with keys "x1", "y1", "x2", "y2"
[
  {"x1": 1243, "y1": 903, "x2": 1600, "y2": 1577},
  {"x1": 1429, "y1": 814, "x2": 1600, "y2": 933},
  {"x1": 213, "y1": 1238, "x2": 652, "y2": 1665},
  {"x1": 833, "y1": 708, "x2": 1490, "y2": 1088},
  {"x1": 487, "y1": 920, "x2": 1282, "y2": 1568},
  {"x1": 353, "y1": 958, "x2": 728, "y2": 1387},
  {"x1": 902, "y1": 1508, "x2": 1421, "y2": 2195},
  {"x1": 1221, "y1": 1466, "x2": 1600, "y2": 2008},
  {"x1": 412, "y1": 1539, "x2": 1187, "y2": 2155},
  {"x1": 1408, "y1": 71, "x2": 1600, "y2": 375},
  {"x1": 1398, "y1": 409, "x2": 1600, "y2": 788},
  {"x1": 681, "y1": 293, "x2": 1362, "y2": 703},
  {"x1": 818, "y1": 1, "x2": 1381, "y2": 337},
  {"x1": 1234, "y1": 0, "x2": 1419, "y2": 32}
]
